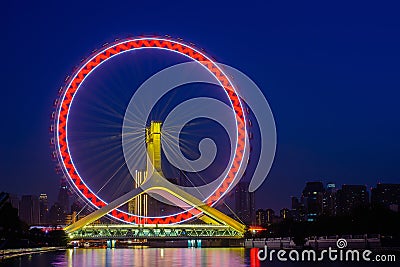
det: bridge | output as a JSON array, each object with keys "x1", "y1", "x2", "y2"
[
  {"x1": 68, "y1": 224, "x2": 243, "y2": 240},
  {"x1": 64, "y1": 121, "x2": 247, "y2": 241}
]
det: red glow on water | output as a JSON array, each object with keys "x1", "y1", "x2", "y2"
[{"x1": 250, "y1": 248, "x2": 260, "y2": 267}]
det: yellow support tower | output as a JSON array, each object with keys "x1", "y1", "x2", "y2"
[{"x1": 146, "y1": 121, "x2": 163, "y2": 175}]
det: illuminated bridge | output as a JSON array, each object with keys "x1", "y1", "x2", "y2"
[
  {"x1": 68, "y1": 224, "x2": 243, "y2": 240},
  {"x1": 64, "y1": 122, "x2": 247, "y2": 242}
]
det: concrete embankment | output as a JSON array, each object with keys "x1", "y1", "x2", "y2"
[
  {"x1": 245, "y1": 237, "x2": 381, "y2": 249},
  {"x1": 0, "y1": 247, "x2": 66, "y2": 260}
]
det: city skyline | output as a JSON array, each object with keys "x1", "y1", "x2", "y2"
[
  {"x1": 4, "y1": 179, "x2": 399, "y2": 227},
  {"x1": 2, "y1": 1, "x2": 400, "y2": 212},
  {"x1": 2, "y1": 176, "x2": 397, "y2": 212}
]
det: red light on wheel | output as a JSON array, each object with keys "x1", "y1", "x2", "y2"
[{"x1": 54, "y1": 37, "x2": 247, "y2": 224}]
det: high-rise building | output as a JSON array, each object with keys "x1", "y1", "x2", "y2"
[
  {"x1": 234, "y1": 181, "x2": 255, "y2": 225},
  {"x1": 39, "y1": 193, "x2": 49, "y2": 224},
  {"x1": 48, "y1": 202, "x2": 65, "y2": 225},
  {"x1": 291, "y1": 196, "x2": 305, "y2": 222},
  {"x1": 301, "y1": 182, "x2": 325, "y2": 221},
  {"x1": 70, "y1": 200, "x2": 82, "y2": 214},
  {"x1": 323, "y1": 182, "x2": 337, "y2": 216},
  {"x1": 0, "y1": 193, "x2": 20, "y2": 218},
  {"x1": 280, "y1": 208, "x2": 290, "y2": 220},
  {"x1": 265, "y1": 208, "x2": 275, "y2": 225},
  {"x1": 57, "y1": 178, "x2": 70, "y2": 213},
  {"x1": 255, "y1": 209, "x2": 266, "y2": 226},
  {"x1": 19, "y1": 195, "x2": 40, "y2": 225},
  {"x1": 336, "y1": 185, "x2": 369, "y2": 215},
  {"x1": 8, "y1": 194, "x2": 20, "y2": 214},
  {"x1": 291, "y1": 196, "x2": 300, "y2": 210},
  {"x1": 371, "y1": 183, "x2": 400, "y2": 211},
  {"x1": 69, "y1": 200, "x2": 84, "y2": 224}
]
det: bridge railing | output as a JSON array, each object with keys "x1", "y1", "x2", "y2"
[{"x1": 68, "y1": 224, "x2": 243, "y2": 240}]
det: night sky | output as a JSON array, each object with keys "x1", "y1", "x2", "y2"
[{"x1": 1, "y1": 1, "x2": 400, "y2": 212}]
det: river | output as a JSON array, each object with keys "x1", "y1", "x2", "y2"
[{"x1": 0, "y1": 247, "x2": 398, "y2": 266}]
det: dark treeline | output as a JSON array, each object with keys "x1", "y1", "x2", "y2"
[{"x1": 0, "y1": 203, "x2": 67, "y2": 249}]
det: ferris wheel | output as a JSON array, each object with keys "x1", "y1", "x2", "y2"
[{"x1": 51, "y1": 36, "x2": 249, "y2": 225}]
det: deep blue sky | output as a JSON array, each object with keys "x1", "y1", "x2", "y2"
[{"x1": 1, "y1": 1, "x2": 399, "y2": 211}]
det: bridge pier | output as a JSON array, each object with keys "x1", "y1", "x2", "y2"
[
  {"x1": 145, "y1": 239, "x2": 244, "y2": 248},
  {"x1": 106, "y1": 240, "x2": 116, "y2": 248}
]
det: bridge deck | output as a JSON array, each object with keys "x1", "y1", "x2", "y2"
[{"x1": 68, "y1": 224, "x2": 244, "y2": 240}]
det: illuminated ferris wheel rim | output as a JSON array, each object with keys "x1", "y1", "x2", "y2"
[{"x1": 54, "y1": 36, "x2": 248, "y2": 224}]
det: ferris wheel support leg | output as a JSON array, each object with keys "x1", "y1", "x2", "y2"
[
  {"x1": 64, "y1": 187, "x2": 145, "y2": 233},
  {"x1": 147, "y1": 174, "x2": 247, "y2": 234}
]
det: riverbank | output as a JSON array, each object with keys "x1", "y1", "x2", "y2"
[
  {"x1": 245, "y1": 236, "x2": 382, "y2": 249},
  {"x1": 0, "y1": 247, "x2": 66, "y2": 260}
]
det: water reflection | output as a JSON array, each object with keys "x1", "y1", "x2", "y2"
[
  {"x1": 249, "y1": 248, "x2": 260, "y2": 267},
  {"x1": 1, "y1": 247, "x2": 398, "y2": 267},
  {"x1": 52, "y1": 248, "x2": 247, "y2": 267}
]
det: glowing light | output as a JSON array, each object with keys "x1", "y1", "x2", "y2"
[{"x1": 249, "y1": 226, "x2": 266, "y2": 232}]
